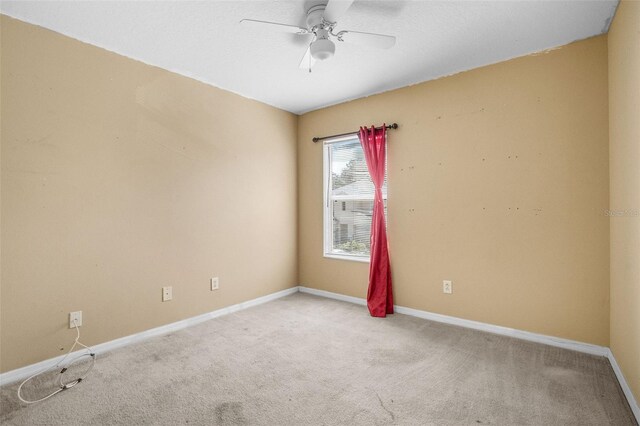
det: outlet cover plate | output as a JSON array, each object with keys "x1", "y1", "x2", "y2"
[
  {"x1": 162, "y1": 286, "x2": 173, "y2": 302},
  {"x1": 211, "y1": 277, "x2": 219, "y2": 291},
  {"x1": 69, "y1": 311, "x2": 82, "y2": 328},
  {"x1": 443, "y1": 280, "x2": 453, "y2": 294}
]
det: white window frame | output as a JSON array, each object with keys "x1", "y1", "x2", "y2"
[{"x1": 323, "y1": 135, "x2": 386, "y2": 263}]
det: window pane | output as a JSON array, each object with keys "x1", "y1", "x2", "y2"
[{"x1": 327, "y1": 138, "x2": 387, "y2": 258}]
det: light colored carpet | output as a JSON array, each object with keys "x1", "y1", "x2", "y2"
[{"x1": 0, "y1": 292, "x2": 636, "y2": 425}]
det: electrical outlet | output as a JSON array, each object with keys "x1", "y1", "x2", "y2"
[
  {"x1": 69, "y1": 311, "x2": 82, "y2": 328},
  {"x1": 211, "y1": 277, "x2": 219, "y2": 291},
  {"x1": 443, "y1": 280, "x2": 453, "y2": 294},
  {"x1": 162, "y1": 286, "x2": 173, "y2": 302}
]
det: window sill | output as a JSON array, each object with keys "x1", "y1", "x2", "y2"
[{"x1": 323, "y1": 253, "x2": 370, "y2": 264}]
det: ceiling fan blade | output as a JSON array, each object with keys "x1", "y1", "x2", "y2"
[
  {"x1": 240, "y1": 19, "x2": 310, "y2": 35},
  {"x1": 337, "y1": 30, "x2": 396, "y2": 49},
  {"x1": 323, "y1": 0, "x2": 355, "y2": 23},
  {"x1": 299, "y1": 45, "x2": 316, "y2": 71}
]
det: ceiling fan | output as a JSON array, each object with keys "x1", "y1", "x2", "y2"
[{"x1": 240, "y1": 0, "x2": 396, "y2": 71}]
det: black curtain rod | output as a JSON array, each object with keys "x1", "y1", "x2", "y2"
[{"x1": 312, "y1": 123, "x2": 398, "y2": 143}]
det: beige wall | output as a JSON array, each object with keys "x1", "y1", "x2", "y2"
[
  {"x1": 0, "y1": 16, "x2": 298, "y2": 372},
  {"x1": 609, "y1": 0, "x2": 640, "y2": 406},
  {"x1": 0, "y1": 12, "x2": 621, "y2": 378},
  {"x1": 298, "y1": 35, "x2": 610, "y2": 346}
]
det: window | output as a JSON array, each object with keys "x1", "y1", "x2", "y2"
[{"x1": 323, "y1": 136, "x2": 387, "y2": 262}]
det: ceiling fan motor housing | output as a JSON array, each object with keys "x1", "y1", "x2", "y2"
[{"x1": 305, "y1": 4, "x2": 327, "y2": 28}]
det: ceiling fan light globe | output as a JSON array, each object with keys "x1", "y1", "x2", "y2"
[{"x1": 310, "y1": 38, "x2": 335, "y2": 60}]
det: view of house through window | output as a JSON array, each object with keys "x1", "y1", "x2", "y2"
[{"x1": 324, "y1": 137, "x2": 387, "y2": 260}]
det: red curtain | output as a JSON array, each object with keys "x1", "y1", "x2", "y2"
[{"x1": 358, "y1": 125, "x2": 393, "y2": 317}]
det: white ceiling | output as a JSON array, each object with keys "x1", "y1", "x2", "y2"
[{"x1": 1, "y1": 0, "x2": 618, "y2": 114}]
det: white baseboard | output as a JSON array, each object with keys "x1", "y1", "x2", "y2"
[
  {"x1": 299, "y1": 286, "x2": 639, "y2": 423},
  {"x1": 299, "y1": 286, "x2": 607, "y2": 356},
  {"x1": 0, "y1": 286, "x2": 300, "y2": 386},
  {"x1": 394, "y1": 304, "x2": 609, "y2": 357},
  {"x1": 299, "y1": 286, "x2": 367, "y2": 306},
  {"x1": 606, "y1": 348, "x2": 640, "y2": 421}
]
